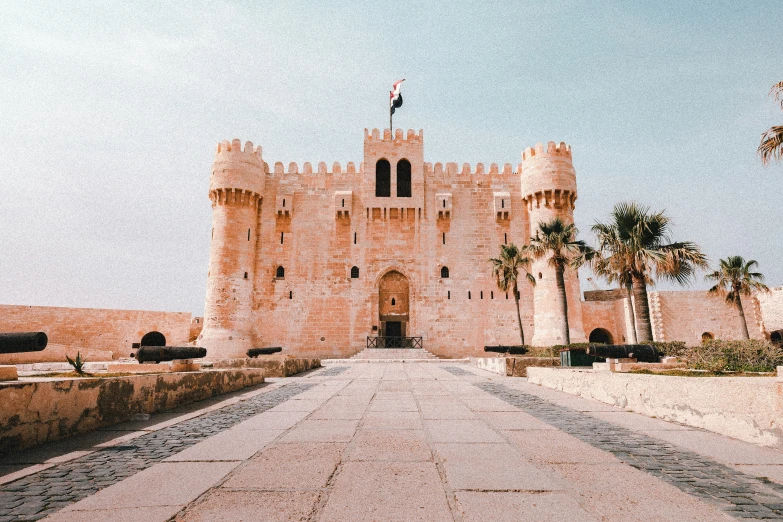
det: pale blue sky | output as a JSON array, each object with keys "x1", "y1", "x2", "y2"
[{"x1": 1, "y1": 1, "x2": 780, "y2": 315}]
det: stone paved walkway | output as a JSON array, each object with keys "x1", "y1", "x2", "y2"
[{"x1": 2, "y1": 362, "x2": 783, "y2": 521}]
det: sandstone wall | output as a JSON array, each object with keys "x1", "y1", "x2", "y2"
[
  {"x1": 758, "y1": 287, "x2": 783, "y2": 334},
  {"x1": 581, "y1": 299, "x2": 629, "y2": 344},
  {"x1": 249, "y1": 131, "x2": 539, "y2": 358},
  {"x1": 0, "y1": 305, "x2": 192, "y2": 362},
  {"x1": 649, "y1": 291, "x2": 764, "y2": 344}
]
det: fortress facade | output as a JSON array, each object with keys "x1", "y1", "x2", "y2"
[{"x1": 197, "y1": 128, "x2": 782, "y2": 360}]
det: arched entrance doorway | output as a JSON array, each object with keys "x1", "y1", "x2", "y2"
[
  {"x1": 379, "y1": 271, "x2": 409, "y2": 347},
  {"x1": 588, "y1": 328, "x2": 613, "y2": 344},
  {"x1": 140, "y1": 331, "x2": 166, "y2": 347},
  {"x1": 771, "y1": 330, "x2": 783, "y2": 346}
]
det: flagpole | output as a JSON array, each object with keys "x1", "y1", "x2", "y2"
[{"x1": 390, "y1": 105, "x2": 393, "y2": 134}]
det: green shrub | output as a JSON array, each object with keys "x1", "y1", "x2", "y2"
[
  {"x1": 683, "y1": 339, "x2": 783, "y2": 373},
  {"x1": 650, "y1": 341, "x2": 688, "y2": 357}
]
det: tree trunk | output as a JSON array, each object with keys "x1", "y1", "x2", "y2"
[
  {"x1": 513, "y1": 281, "x2": 525, "y2": 346},
  {"x1": 632, "y1": 276, "x2": 653, "y2": 342},
  {"x1": 625, "y1": 283, "x2": 638, "y2": 344},
  {"x1": 734, "y1": 290, "x2": 750, "y2": 339},
  {"x1": 555, "y1": 263, "x2": 570, "y2": 345}
]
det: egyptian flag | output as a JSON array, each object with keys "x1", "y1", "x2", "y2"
[{"x1": 390, "y1": 79, "x2": 405, "y2": 114}]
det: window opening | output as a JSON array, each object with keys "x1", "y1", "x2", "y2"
[
  {"x1": 276, "y1": 266, "x2": 285, "y2": 278},
  {"x1": 397, "y1": 159, "x2": 411, "y2": 197},
  {"x1": 480, "y1": 291, "x2": 483, "y2": 299},
  {"x1": 353, "y1": 232, "x2": 357, "y2": 244},
  {"x1": 448, "y1": 291, "x2": 451, "y2": 299},
  {"x1": 468, "y1": 291, "x2": 471, "y2": 299},
  {"x1": 441, "y1": 266, "x2": 449, "y2": 278},
  {"x1": 350, "y1": 266, "x2": 359, "y2": 278},
  {"x1": 282, "y1": 198, "x2": 286, "y2": 207},
  {"x1": 442, "y1": 232, "x2": 445, "y2": 245},
  {"x1": 289, "y1": 291, "x2": 293, "y2": 299},
  {"x1": 491, "y1": 291, "x2": 494, "y2": 299},
  {"x1": 341, "y1": 199, "x2": 345, "y2": 207},
  {"x1": 280, "y1": 232, "x2": 284, "y2": 244},
  {"x1": 391, "y1": 298, "x2": 396, "y2": 306},
  {"x1": 375, "y1": 159, "x2": 391, "y2": 197},
  {"x1": 504, "y1": 233, "x2": 507, "y2": 244},
  {"x1": 247, "y1": 228, "x2": 250, "y2": 241},
  {"x1": 243, "y1": 272, "x2": 248, "y2": 279}
]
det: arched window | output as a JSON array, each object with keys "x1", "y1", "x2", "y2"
[
  {"x1": 350, "y1": 266, "x2": 359, "y2": 278},
  {"x1": 397, "y1": 158, "x2": 411, "y2": 197},
  {"x1": 276, "y1": 266, "x2": 285, "y2": 279},
  {"x1": 375, "y1": 159, "x2": 391, "y2": 197},
  {"x1": 441, "y1": 266, "x2": 449, "y2": 278}
]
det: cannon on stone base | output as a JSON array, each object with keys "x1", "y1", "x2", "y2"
[
  {"x1": 247, "y1": 347, "x2": 283, "y2": 357},
  {"x1": 585, "y1": 344, "x2": 660, "y2": 363},
  {"x1": 0, "y1": 332, "x2": 48, "y2": 354},
  {"x1": 135, "y1": 346, "x2": 207, "y2": 364}
]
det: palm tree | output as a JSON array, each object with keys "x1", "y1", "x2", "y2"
[
  {"x1": 490, "y1": 243, "x2": 535, "y2": 345},
  {"x1": 528, "y1": 218, "x2": 594, "y2": 345},
  {"x1": 706, "y1": 256, "x2": 768, "y2": 339},
  {"x1": 759, "y1": 81, "x2": 783, "y2": 165},
  {"x1": 591, "y1": 202, "x2": 708, "y2": 342},
  {"x1": 589, "y1": 239, "x2": 638, "y2": 344}
]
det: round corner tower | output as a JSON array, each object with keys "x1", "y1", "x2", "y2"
[
  {"x1": 198, "y1": 139, "x2": 265, "y2": 359},
  {"x1": 520, "y1": 141, "x2": 587, "y2": 346}
]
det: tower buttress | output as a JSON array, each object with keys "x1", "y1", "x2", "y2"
[
  {"x1": 199, "y1": 139, "x2": 265, "y2": 359},
  {"x1": 521, "y1": 141, "x2": 587, "y2": 346}
]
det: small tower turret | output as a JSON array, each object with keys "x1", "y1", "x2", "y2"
[
  {"x1": 199, "y1": 139, "x2": 265, "y2": 359},
  {"x1": 521, "y1": 141, "x2": 587, "y2": 346}
]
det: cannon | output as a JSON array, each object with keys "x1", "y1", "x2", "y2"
[
  {"x1": 247, "y1": 347, "x2": 283, "y2": 357},
  {"x1": 135, "y1": 346, "x2": 207, "y2": 363},
  {"x1": 484, "y1": 346, "x2": 529, "y2": 355},
  {"x1": 0, "y1": 332, "x2": 48, "y2": 354},
  {"x1": 585, "y1": 344, "x2": 660, "y2": 363}
]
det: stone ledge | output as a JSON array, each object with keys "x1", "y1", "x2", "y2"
[
  {"x1": 0, "y1": 368, "x2": 265, "y2": 453},
  {"x1": 473, "y1": 357, "x2": 559, "y2": 377},
  {"x1": 527, "y1": 367, "x2": 783, "y2": 449},
  {"x1": 208, "y1": 356, "x2": 320, "y2": 377}
]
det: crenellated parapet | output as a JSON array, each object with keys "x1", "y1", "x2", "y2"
[
  {"x1": 364, "y1": 128, "x2": 423, "y2": 143},
  {"x1": 270, "y1": 161, "x2": 361, "y2": 176},
  {"x1": 424, "y1": 162, "x2": 516, "y2": 177},
  {"x1": 210, "y1": 138, "x2": 265, "y2": 204},
  {"x1": 520, "y1": 141, "x2": 577, "y2": 212}
]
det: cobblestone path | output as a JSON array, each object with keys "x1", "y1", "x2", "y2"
[
  {"x1": 0, "y1": 381, "x2": 315, "y2": 522},
  {"x1": 475, "y1": 378, "x2": 783, "y2": 520}
]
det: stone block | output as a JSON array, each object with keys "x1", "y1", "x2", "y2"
[
  {"x1": 105, "y1": 363, "x2": 168, "y2": 374},
  {"x1": 0, "y1": 365, "x2": 18, "y2": 381},
  {"x1": 169, "y1": 359, "x2": 200, "y2": 372}
]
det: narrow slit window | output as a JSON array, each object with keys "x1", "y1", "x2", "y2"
[
  {"x1": 211, "y1": 228, "x2": 214, "y2": 239},
  {"x1": 289, "y1": 291, "x2": 292, "y2": 299},
  {"x1": 504, "y1": 233, "x2": 507, "y2": 244},
  {"x1": 391, "y1": 298, "x2": 396, "y2": 306},
  {"x1": 491, "y1": 291, "x2": 494, "y2": 299},
  {"x1": 353, "y1": 232, "x2": 357, "y2": 244},
  {"x1": 247, "y1": 228, "x2": 251, "y2": 241},
  {"x1": 243, "y1": 272, "x2": 248, "y2": 279},
  {"x1": 468, "y1": 291, "x2": 471, "y2": 300},
  {"x1": 506, "y1": 293, "x2": 508, "y2": 299},
  {"x1": 442, "y1": 199, "x2": 446, "y2": 208},
  {"x1": 501, "y1": 199, "x2": 505, "y2": 209},
  {"x1": 280, "y1": 232, "x2": 284, "y2": 244},
  {"x1": 282, "y1": 198, "x2": 286, "y2": 208},
  {"x1": 442, "y1": 232, "x2": 445, "y2": 245},
  {"x1": 480, "y1": 291, "x2": 483, "y2": 299},
  {"x1": 448, "y1": 291, "x2": 451, "y2": 299},
  {"x1": 341, "y1": 199, "x2": 345, "y2": 207}
]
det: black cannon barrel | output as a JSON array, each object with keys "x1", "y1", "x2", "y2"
[
  {"x1": 484, "y1": 346, "x2": 510, "y2": 354},
  {"x1": 0, "y1": 332, "x2": 48, "y2": 354},
  {"x1": 136, "y1": 346, "x2": 207, "y2": 363},
  {"x1": 585, "y1": 344, "x2": 659, "y2": 363},
  {"x1": 247, "y1": 347, "x2": 283, "y2": 357}
]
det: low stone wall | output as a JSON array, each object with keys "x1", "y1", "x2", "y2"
[
  {"x1": 473, "y1": 357, "x2": 559, "y2": 377},
  {"x1": 210, "y1": 357, "x2": 320, "y2": 377},
  {"x1": 0, "y1": 369, "x2": 265, "y2": 453},
  {"x1": 527, "y1": 367, "x2": 783, "y2": 449},
  {"x1": 0, "y1": 344, "x2": 115, "y2": 365}
]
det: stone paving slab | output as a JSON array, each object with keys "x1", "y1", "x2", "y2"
[
  {"x1": 349, "y1": 429, "x2": 432, "y2": 462},
  {"x1": 455, "y1": 491, "x2": 598, "y2": 522},
  {"x1": 319, "y1": 461, "x2": 452, "y2": 522},
  {"x1": 176, "y1": 490, "x2": 320, "y2": 522},
  {"x1": 163, "y1": 428, "x2": 284, "y2": 462}
]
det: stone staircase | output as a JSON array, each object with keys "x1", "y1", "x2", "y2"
[{"x1": 351, "y1": 348, "x2": 440, "y2": 360}]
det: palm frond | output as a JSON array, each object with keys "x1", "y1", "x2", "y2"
[{"x1": 759, "y1": 126, "x2": 783, "y2": 165}]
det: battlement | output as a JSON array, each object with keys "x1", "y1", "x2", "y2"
[
  {"x1": 521, "y1": 141, "x2": 572, "y2": 162},
  {"x1": 267, "y1": 161, "x2": 362, "y2": 176},
  {"x1": 364, "y1": 128, "x2": 423, "y2": 143},
  {"x1": 215, "y1": 139, "x2": 263, "y2": 161},
  {"x1": 423, "y1": 162, "x2": 516, "y2": 177}
]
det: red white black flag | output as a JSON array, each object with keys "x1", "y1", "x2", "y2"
[{"x1": 390, "y1": 79, "x2": 405, "y2": 114}]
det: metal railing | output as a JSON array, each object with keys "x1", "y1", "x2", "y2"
[{"x1": 366, "y1": 336, "x2": 423, "y2": 349}]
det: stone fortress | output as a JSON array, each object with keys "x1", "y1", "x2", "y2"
[
  {"x1": 1, "y1": 127, "x2": 781, "y2": 364},
  {"x1": 196, "y1": 128, "x2": 783, "y2": 360}
]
